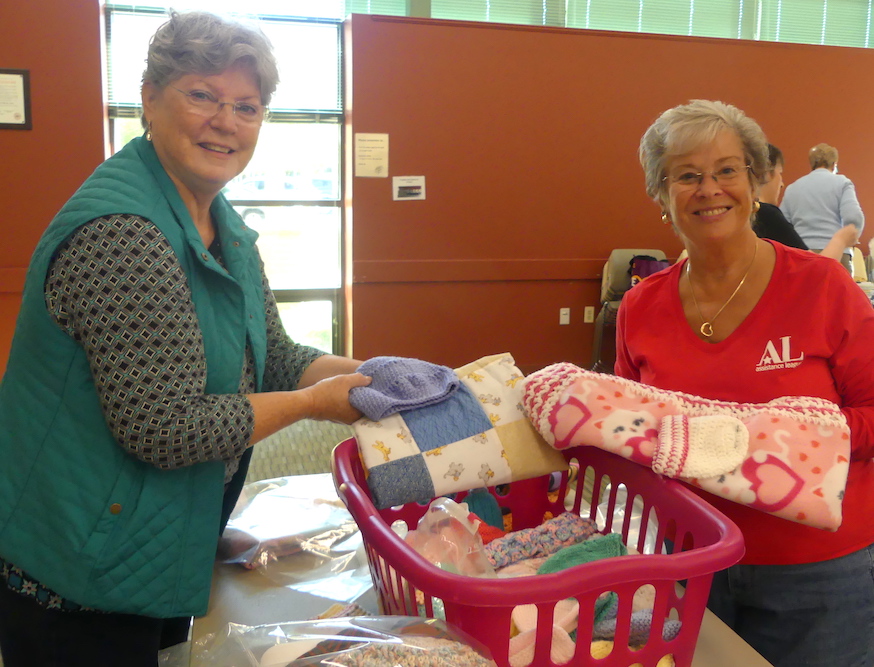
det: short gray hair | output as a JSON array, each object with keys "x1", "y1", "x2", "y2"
[
  {"x1": 639, "y1": 100, "x2": 769, "y2": 209},
  {"x1": 808, "y1": 143, "x2": 838, "y2": 170},
  {"x1": 143, "y1": 10, "x2": 279, "y2": 107}
]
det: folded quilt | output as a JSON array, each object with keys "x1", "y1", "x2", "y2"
[
  {"x1": 523, "y1": 363, "x2": 849, "y2": 531},
  {"x1": 353, "y1": 353, "x2": 568, "y2": 510}
]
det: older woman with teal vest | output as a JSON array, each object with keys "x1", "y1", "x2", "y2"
[{"x1": 0, "y1": 10, "x2": 369, "y2": 666}]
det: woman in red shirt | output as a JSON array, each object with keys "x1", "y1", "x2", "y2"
[{"x1": 617, "y1": 99, "x2": 874, "y2": 667}]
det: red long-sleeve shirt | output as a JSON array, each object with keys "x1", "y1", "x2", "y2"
[{"x1": 616, "y1": 241, "x2": 874, "y2": 564}]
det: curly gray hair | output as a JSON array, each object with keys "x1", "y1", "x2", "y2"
[
  {"x1": 639, "y1": 100, "x2": 769, "y2": 210},
  {"x1": 142, "y1": 9, "x2": 279, "y2": 126}
]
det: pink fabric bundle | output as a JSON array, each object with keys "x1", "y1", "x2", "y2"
[{"x1": 523, "y1": 363, "x2": 850, "y2": 531}]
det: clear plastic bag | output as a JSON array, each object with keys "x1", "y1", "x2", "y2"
[
  {"x1": 596, "y1": 483, "x2": 662, "y2": 555},
  {"x1": 157, "y1": 640, "x2": 191, "y2": 666},
  {"x1": 403, "y1": 498, "x2": 496, "y2": 577},
  {"x1": 218, "y1": 475, "x2": 356, "y2": 569},
  {"x1": 190, "y1": 616, "x2": 497, "y2": 666},
  {"x1": 217, "y1": 474, "x2": 374, "y2": 602}
]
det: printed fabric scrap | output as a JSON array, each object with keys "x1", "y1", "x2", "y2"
[
  {"x1": 353, "y1": 353, "x2": 569, "y2": 510},
  {"x1": 484, "y1": 512, "x2": 597, "y2": 569},
  {"x1": 523, "y1": 363, "x2": 850, "y2": 531}
]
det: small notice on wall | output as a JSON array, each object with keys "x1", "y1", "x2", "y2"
[
  {"x1": 354, "y1": 133, "x2": 389, "y2": 177},
  {"x1": 392, "y1": 176, "x2": 426, "y2": 201},
  {"x1": 0, "y1": 69, "x2": 31, "y2": 130}
]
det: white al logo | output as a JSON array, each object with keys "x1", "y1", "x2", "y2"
[{"x1": 756, "y1": 336, "x2": 805, "y2": 371}]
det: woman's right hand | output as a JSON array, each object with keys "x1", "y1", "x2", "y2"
[
  {"x1": 248, "y1": 362, "x2": 371, "y2": 443},
  {"x1": 836, "y1": 224, "x2": 861, "y2": 248},
  {"x1": 302, "y1": 372, "x2": 371, "y2": 424},
  {"x1": 820, "y1": 224, "x2": 860, "y2": 261}
]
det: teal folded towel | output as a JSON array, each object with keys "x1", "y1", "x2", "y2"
[
  {"x1": 538, "y1": 532, "x2": 627, "y2": 627},
  {"x1": 537, "y1": 532, "x2": 627, "y2": 575},
  {"x1": 465, "y1": 487, "x2": 503, "y2": 530}
]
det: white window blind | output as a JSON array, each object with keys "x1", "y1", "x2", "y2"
[
  {"x1": 758, "y1": 0, "x2": 872, "y2": 47},
  {"x1": 432, "y1": 0, "x2": 565, "y2": 26},
  {"x1": 346, "y1": 0, "x2": 406, "y2": 15},
  {"x1": 388, "y1": 0, "x2": 874, "y2": 49}
]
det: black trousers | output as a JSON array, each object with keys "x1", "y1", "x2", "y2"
[{"x1": 0, "y1": 583, "x2": 191, "y2": 667}]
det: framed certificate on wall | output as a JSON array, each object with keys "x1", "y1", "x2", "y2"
[{"x1": 0, "y1": 69, "x2": 31, "y2": 130}]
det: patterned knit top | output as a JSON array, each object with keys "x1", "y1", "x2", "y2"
[{"x1": 1, "y1": 214, "x2": 325, "y2": 610}]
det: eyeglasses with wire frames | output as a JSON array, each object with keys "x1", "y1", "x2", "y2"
[
  {"x1": 662, "y1": 163, "x2": 751, "y2": 189},
  {"x1": 171, "y1": 86, "x2": 269, "y2": 124}
]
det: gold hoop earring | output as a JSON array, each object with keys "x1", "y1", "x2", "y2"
[
  {"x1": 145, "y1": 122, "x2": 153, "y2": 142},
  {"x1": 753, "y1": 200, "x2": 760, "y2": 214},
  {"x1": 661, "y1": 212, "x2": 670, "y2": 225}
]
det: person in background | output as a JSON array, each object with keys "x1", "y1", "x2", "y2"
[
  {"x1": 753, "y1": 143, "x2": 805, "y2": 248},
  {"x1": 755, "y1": 143, "x2": 859, "y2": 258},
  {"x1": 619, "y1": 99, "x2": 874, "y2": 667},
  {"x1": 0, "y1": 10, "x2": 369, "y2": 667},
  {"x1": 780, "y1": 142, "x2": 865, "y2": 272}
]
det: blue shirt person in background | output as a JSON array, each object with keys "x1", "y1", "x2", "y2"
[{"x1": 781, "y1": 143, "x2": 864, "y2": 272}]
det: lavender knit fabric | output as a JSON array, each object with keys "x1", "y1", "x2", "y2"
[{"x1": 349, "y1": 356, "x2": 460, "y2": 421}]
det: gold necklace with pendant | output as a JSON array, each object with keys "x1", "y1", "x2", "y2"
[{"x1": 686, "y1": 241, "x2": 758, "y2": 338}]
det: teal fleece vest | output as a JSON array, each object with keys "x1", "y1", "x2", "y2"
[{"x1": 0, "y1": 137, "x2": 267, "y2": 617}]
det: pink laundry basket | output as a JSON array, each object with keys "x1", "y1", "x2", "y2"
[{"x1": 332, "y1": 438, "x2": 744, "y2": 667}]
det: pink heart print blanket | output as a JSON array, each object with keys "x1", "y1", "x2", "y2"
[{"x1": 523, "y1": 363, "x2": 850, "y2": 531}]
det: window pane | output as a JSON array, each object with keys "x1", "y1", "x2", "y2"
[
  {"x1": 225, "y1": 122, "x2": 340, "y2": 200},
  {"x1": 641, "y1": 0, "x2": 692, "y2": 36},
  {"x1": 111, "y1": 121, "x2": 341, "y2": 201},
  {"x1": 207, "y1": 0, "x2": 344, "y2": 18},
  {"x1": 111, "y1": 117, "x2": 147, "y2": 153},
  {"x1": 108, "y1": 13, "x2": 168, "y2": 105},
  {"x1": 773, "y1": 0, "x2": 825, "y2": 44},
  {"x1": 432, "y1": 0, "x2": 489, "y2": 21},
  {"x1": 755, "y1": 0, "x2": 780, "y2": 41},
  {"x1": 572, "y1": 0, "x2": 642, "y2": 32},
  {"x1": 824, "y1": 0, "x2": 871, "y2": 47},
  {"x1": 691, "y1": 0, "x2": 743, "y2": 39},
  {"x1": 110, "y1": 1, "x2": 346, "y2": 20},
  {"x1": 564, "y1": 0, "x2": 590, "y2": 27},
  {"x1": 345, "y1": 0, "x2": 406, "y2": 16},
  {"x1": 238, "y1": 206, "x2": 341, "y2": 290},
  {"x1": 109, "y1": 12, "x2": 340, "y2": 110},
  {"x1": 261, "y1": 21, "x2": 341, "y2": 111},
  {"x1": 277, "y1": 300, "x2": 334, "y2": 354},
  {"x1": 758, "y1": 0, "x2": 872, "y2": 47},
  {"x1": 433, "y1": 0, "x2": 548, "y2": 24}
]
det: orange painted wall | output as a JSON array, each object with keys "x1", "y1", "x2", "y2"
[
  {"x1": 3, "y1": 8, "x2": 874, "y2": 376},
  {"x1": 0, "y1": 0, "x2": 106, "y2": 372},
  {"x1": 347, "y1": 14, "x2": 874, "y2": 373}
]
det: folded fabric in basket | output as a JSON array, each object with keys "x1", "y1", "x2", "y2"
[
  {"x1": 484, "y1": 512, "x2": 598, "y2": 569},
  {"x1": 353, "y1": 353, "x2": 569, "y2": 510},
  {"x1": 523, "y1": 363, "x2": 850, "y2": 531}
]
